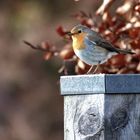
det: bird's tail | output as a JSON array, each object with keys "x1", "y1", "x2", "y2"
[{"x1": 117, "y1": 48, "x2": 135, "y2": 54}]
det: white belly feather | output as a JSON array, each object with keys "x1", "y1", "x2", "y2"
[{"x1": 74, "y1": 45, "x2": 116, "y2": 65}]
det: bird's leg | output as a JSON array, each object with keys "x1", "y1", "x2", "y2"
[
  {"x1": 93, "y1": 61, "x2": 101, "y2": 74},
  {"x1": 93, "y1": 63, "x2": 100, "y2": 74},
  {"x1": 87, "y1": 61, "x2": 100, "y2": 74},
  {"x1": 87, "y1": 65, "x2": 94, "y2": 74}
]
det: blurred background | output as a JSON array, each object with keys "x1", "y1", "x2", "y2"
[{"x1": 0, "y1": 0, "x2": 100, "y2": 140}]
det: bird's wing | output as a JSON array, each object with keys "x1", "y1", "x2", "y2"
[{"x1": 87, "y1": 35, "x2": 120, "y2": 53}]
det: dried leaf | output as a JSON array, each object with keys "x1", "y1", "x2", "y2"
[
  {"x1": 56, "y1": 26, "x2": 66, "y2": 37},
  {"x1": 130, "y1": 39, "x2": 140, "y2": 49},
  {"x1": 59, "y1": 48, "x2": 74, "y2": 60},
  {"x1": 75, "y1": 65, "x2": 86, "y2": 74},
  {"x1": 75, "y1": 60, "x2": 90, "y2": 74},
  {"x1": 41, "y1": 41, "x2": 50, "y2": 50},
  {"x1": 116, "y1": 0, "x2": 134, "y2": 20},
  {"x1": 128, "y1": 63, "x2": 137, "y2": 69},
  {"x1": 117, "y1": 67, "x2": 133, "y2": 74},
  {"x1": 133, "y1": 21, "x2": 140, "y2": 28},
  {"x1": 134, "y1": 3, "x2": 140, "y2": 13},
  {"x1": 102, "y1": 12, "x2": 112, "y2": 24},
  {"x1": 96, "y1": 0, "x2": 115, "y2": 15},
  {"x1": 80, "y1": 19, "x2": 93, "y2": 28},
  {"x1": 44, "y1": 52, "x2": 53, "y2": 60},
  {"x1": 125, "y1": 54, "x2": 133, "y2": 63},
  {"x1": 129, "y1": 28, "x2": 140, "y2": 38},
  {"x1": 71, "y1": 11, "x2": 88, "y2": 20},
  {"x1": 109, "y1": 54, "x2": 126, "y2": 67},
  {"x1": 77, "y1": 60, "x2": 86, "y2": 70}
]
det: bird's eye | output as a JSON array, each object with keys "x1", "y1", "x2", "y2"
[{"x1": 78, "y1": 30, "x2": 82, "y2": 33}]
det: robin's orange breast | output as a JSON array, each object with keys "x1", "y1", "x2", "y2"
[{"x1": 72, "y1": 33, "x2": 87, "y2": 50}]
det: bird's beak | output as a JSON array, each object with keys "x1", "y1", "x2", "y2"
[
  {"x1": 66, "y1": 31, "x2": 78, "y2": 36},
  {"x1": 66, "y1": 32, "x2": 74, "y2": 36}
]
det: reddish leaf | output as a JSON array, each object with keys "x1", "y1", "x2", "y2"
[
  {"x1": 116, "y1": 0, "x2": 134, "y2": 20},
  {"x1": 96, "y1": 0, "x2": 115, "y2": 15},
  {"x1": 102, "y1": 12, "x2": 113, "y2": 26},
  {"x1": 56, "y1": 26, "x2": 66, "y2": 37},
  {"x1": 130, "y1": 39, "x2": 140, "y2": 49},
  {"x1": 41, "y1": 41, "x2": 50, "y2": 50},
  {"x1": 134, "y1": 4, "x2": 140, "y2": 13},
  {"x1": 109, "y1": 54, "x2": 126, "y2": 67},
  {"x1": 77, "y1": 60, "x2": 86, "y2": 70},
  {"x1": 75, "y1": 65, "x2": 86, "y2": 74},
  {"x1": 117, "y1": 67, "x2": 134, "y2": 74},
  {"x1": 59, "y1": 48, "x2": 74, "y2": 60},
  {"x1": 80, "y1": 19, "x2": 93, "y2": 28},
  {"x1": 44, "y1": 52, "x2": 53, "y2": 60},
  {"x1": 129, "y1": 28, "x2": 140, "y2": 39}
]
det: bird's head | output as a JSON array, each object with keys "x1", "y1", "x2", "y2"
[
  {"x1": 67, "y1": 25, "x2": 91, "y2": 50},
  {"x1": 67, "y1": 24, "x2": 90, "y2": 38}
]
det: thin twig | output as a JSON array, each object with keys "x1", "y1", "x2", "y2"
[{"x1": 23, "y1": 40, "x2": 49, "y2": 51}]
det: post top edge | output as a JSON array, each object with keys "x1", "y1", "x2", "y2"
[
  {"x1": 60, "y1": 74, "x2": 140, "y2": 79},
  {"x1": 60, "y1": 74, "x2": 105, "y2": 79},
  {"x1": 60, "y1": 74, "x2": 140, "y2": 95}
]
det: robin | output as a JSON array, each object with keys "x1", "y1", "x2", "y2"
[{"x1": 67, "y1": 24, "x2": 135, "y2": 74}]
